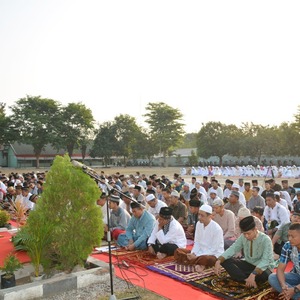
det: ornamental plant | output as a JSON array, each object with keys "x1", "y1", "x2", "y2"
[
  {"x1": 0, "y1": 210, "x2": 10, "y2": 227},
  {"x1": 37, "y1": 154, "x2": 103, "y2": 272}
]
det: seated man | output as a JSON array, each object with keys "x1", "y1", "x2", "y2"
[
  {"x1": 117, "y1": 201, "x2": 155, "y2": 251},
  {"x1": 184, "y1": 199, "x2": 201, "y2": 240},
  {"x1": 108, "y1": 194, "x2": 131, "y2": 240},
  {"x1": 174, "y1": 204, "x2": 224, "y2": 273},
  {"x1": 148, "y1": 207, "x2": 187, "y2": 259},
  {"x1": 272, "y1": 210, "x2": 300, "y2": 256},
  {"x1": 212, "y1": 198, "x2": 235, "y2": 249},
  {"x1": 268, "y1": 223, "x2": 300, "y2": 300},
  {"x1": 214, "y1": 216, "x2": 275, "y2": 288},
  {"x1": 169, "y1": 190, "x2": 188, "y2": 226},
  {"x1": 146, "y1": 194, "x2": 167, "y2": 219}
]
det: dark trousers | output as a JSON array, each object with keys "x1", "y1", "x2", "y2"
[
  {"x1": 221, "y1": 258, "x2": 271, "y2": 284},
  {"x1": 152, "y1": 242, "x2": 178, "y2": 256},
  {"x1": 274, "y1": 241, "x2": 285, "y2": 256}
]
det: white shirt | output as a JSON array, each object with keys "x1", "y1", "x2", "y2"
[
  {"x1": 263, "y1": 202, "x2": 290, "y2": 228},
  {"x1": 22, "y1": 193, "x2": 34, "y2": 210},
  {"x1": 238, "y1": 191, "x2": 246, "y2": 207},
  {"x1": 208, "y1": 186, "x2": 223, "y2": 200},
  {"x1": 147, "y1": 200, "x2": 167, "y2": 218},
  {"x1": 148, "y1": 218, "x2": 187, "y2": 248},
  {"x1": 192, "y1": 220, "x2": 224, "y2": 257}
]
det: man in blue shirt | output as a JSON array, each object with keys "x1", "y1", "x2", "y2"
[
  {"x1": 117, "y1": 201, "x2": 155, "y2": 250},
  {"x1": 269, "y1": 223, "x2": 300, "y2": 300}
]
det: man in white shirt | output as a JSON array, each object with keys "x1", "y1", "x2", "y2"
[
  {"x1": 232, "y1": 183, "x2": 246, "y2": 207},
  {"x1": 208, "y1": 179, "x2": 223, "y2": 200},
  {"x1": 263, "y1": 192, "x2": 290, "y2": 238},
  {"x1": 174, "y1": 204, "x2": 224, "y2": 273},
  {"x1": 146, "y1": 194, "x2": 167, "y2": 219},
  {"x1": 21, "y1": 186, "x2": 34, "y2": 211},
  {"x1": 148, "y1": 207, "x2": 186, "y2": 259}
]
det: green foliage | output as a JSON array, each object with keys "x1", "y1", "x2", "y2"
[
  {"x1": 90, "y1": 121, "x2": 117, "y2": 166},
  {"x1": 144, "y1": 102, "x2": 185, "y2": 167},
  {"x1": 113, "y1": 114, "x2": 142, "y2": 165},
  {"x1": 53, "y1": 102, "x2": 95, "y2": 157},
  {"x1": 0, "y1": 210, "x2": 10, "y2": 227},
  {"x1": 0, "y1": 103, "x2": 12, "y2": 145},
  {"x1": 13, "y1": 213, "x2": 54, "y2": 277},
  {"x1": 0, "y1": 253, "x2": 23, "y2": 277},
  {"x1": 9, "y1": 95, "x2": 60, "y2": 168},
  {"x1": 196, "y1": 122, "x2": 240, "y2": 165},
  {"x1": 188, "y1": 150, "x2": 198, "y2": 166},
  {"x1": 180, "y1": 133, "x2": 197, "y2": 148},
  {"x1": 37, "y1": 154, "x2": 103, "y2": 271}
]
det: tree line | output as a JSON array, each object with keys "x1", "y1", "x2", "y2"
[{"x1": 0, "y1": 96, "x2": 299, "y2": 167}]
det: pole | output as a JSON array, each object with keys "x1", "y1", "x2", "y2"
[{"x1": 106, "y1": 197, "x2": 117, "y2": 300}]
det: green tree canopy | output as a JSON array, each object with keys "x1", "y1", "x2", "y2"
[
  {"x1": 196, "y1": 122, "x2": 240, "y2": 166},
  {"x1": 9, "y1": 95, "x2": 60, "y2": 168},
  {"x1": 144, "y1": 102, "x2": 185, "y2": 167},
  {"x1": 54, "y1": 102, "x2": 95, "y2": 157},
  {"x1": 90, "y1": 121, "x2": 117, "y2": 167},
  {"x1": 113, "y1": 114, "x2": 142, "y2": 166}
]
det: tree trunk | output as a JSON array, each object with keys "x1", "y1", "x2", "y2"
[
  {"x1": 67, "y1": 144, "x2": 74, "y2": 159},
  {"x1": 36, "y1": 154, "x2": 40, "y2": 169},
  {"x1": 163, "y1": 152, "x2": 168, "y2": 167},
  {"x1": 81, "y1": 145, "x2": 87, "y2": 161},
  {"x1": 219, "y1": 156, "x2": 223, "y2": 167}
]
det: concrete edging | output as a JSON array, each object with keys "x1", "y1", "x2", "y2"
[{"x1": 0, "y1": 257, "x2": 111, "y2": 300}]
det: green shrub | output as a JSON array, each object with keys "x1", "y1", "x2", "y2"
[
  {"x1": 36, "y1": 154, "x2": 103, "y2": 272},
  {"x1": 0, "y1": 253, "x2": 23, "y2": 278},
  {"x1": 0, "y1": 210, "x2": 10, "y2": 227}
]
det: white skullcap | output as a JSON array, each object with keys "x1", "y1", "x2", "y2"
[
  {"x1": 199, "y1": 204, "x2": 212, "y2": 214},
  {"x1": 171, "y1": 190, "x2": 180, "y2": 197},
  {"x1": 232, "y1": 183, "x2": 240, "y2": 189},
  {"x1": 146, "y1": 194, "x2": 155, "y2": 202}
]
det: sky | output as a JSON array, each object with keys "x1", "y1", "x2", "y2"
[{"x1": 0, "y1": 0, "x2": 300, "y2": 133}]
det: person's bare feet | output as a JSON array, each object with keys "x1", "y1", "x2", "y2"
[
  {"x1": 157, "y1": 252, "x2": 167, "y2": 259},
  {"x1": 195, "y1": 265, "x2": 205, "y2": 273}
]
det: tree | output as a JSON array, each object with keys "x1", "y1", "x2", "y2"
[
  {"x1": 240, "y1": 123, "x2": 277, "y2": 163},
  {"x1": 180, "y1": 133, "x2": 197, "y2": 148},
  {"x1": 188, "y1": 149, "x2": 199, "y2": 166},
  {"x1": 90, "y1": 121, "x2": 117, "y2": 167},
  {"x1": 0, "y1": 103, "x2": 11, "y2": 145},
  {"x1": 144, "y1": 102, "x2": 185, "y2": 167},
  {"x1": 196, "y1": 122, "x2": 240, "y2": 166},
  {"x1": 113, "y1": 114, "x2": 142, "y2": 166},
  {"x1": 36, "y1": 154, "x2": 102, "y2": 271},
  {"x1": 54, "y1": 102, "x2": 95, "y2": 158},
  {"x1": 132, "y1": 129, "x2": 160, "y2": 166},
  {"x1": 9, "y1": 95, "x2": 60, "y2": 168}
]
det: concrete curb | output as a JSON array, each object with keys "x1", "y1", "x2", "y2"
[{"x1": 0, "y1": 257, "x2": 111, "y2": 300}]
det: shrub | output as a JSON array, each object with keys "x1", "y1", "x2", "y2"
[{"x1": 0, "y1": 210, "x2": 10, "y2": 227}]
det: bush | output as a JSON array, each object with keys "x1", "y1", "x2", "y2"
[
  {"x1": 35, "y1": 154, "x2": 103, "y2": 272},
  {"x1": 0, "y1": 210, "x2": 10, "y2": 227}
]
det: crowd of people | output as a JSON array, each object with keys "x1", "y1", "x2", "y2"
[
  {"x1": 2, "y1": 169, "x2": 300, "y2": 299},
  {"x1": 96, "y1": 172, "x2": 300, "y2": 299}
]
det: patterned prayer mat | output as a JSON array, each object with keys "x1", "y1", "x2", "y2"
[
  {"x1": 187, "y1": 273, "x2": 271, "y2": 300},
  {"x1": 124, "y1": 250, "x2": 175, "y2": 268},
  {"x1": 147, "y1": 261, "x2": 224, "y2": 282},
  {"x1": 245, "y1": 288, "x2": 279, "y2": 300}
]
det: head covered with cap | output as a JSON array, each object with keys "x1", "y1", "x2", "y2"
[
  {"x1": 239, "y1": 215, "x2": 256, "y2": 232},
  {"x1": 159, "y1": 207, "x2": 173, "y2": 219},
  {"x1": 199, "y1": 204, "x2": 212, "y2": 215}
]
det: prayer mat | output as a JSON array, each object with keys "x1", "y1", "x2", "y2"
[
  {"x1": 124, "y1": 250, "x2": 175, "y2": 268},
  {"x1": 147, "y1": 261, "x2": 224, "y2": 282},
  {"x1": 245, "y1": 288, "x2": 279, "y2": 300},
  {"x1": 187, "y1": 273, "x2": 271, "y2": 300}
]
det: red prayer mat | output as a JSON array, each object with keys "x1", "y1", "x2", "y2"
[{"x1": 0, "y1": 231, "x2": 30, "y2": 267}]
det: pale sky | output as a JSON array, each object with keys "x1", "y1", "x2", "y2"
[{"x1": 1, "y1": 0, "x2": 300, "y2": 133}]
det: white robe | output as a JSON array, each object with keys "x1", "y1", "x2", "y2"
[
  {"x1": 192, "y1": 220, "x2": 224, "y2": 257},
  {"x1": 148, "y1": 218, "x2": 187, "y2": 248}
]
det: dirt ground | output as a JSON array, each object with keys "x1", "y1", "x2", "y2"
[{"x1": 2, "y1": 165, "x2": 299, "y2": 187}]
